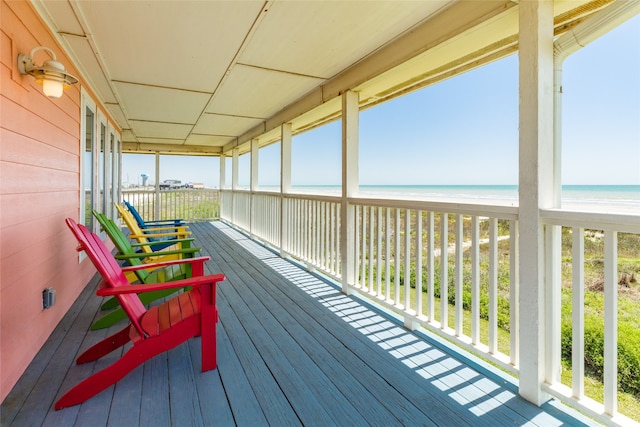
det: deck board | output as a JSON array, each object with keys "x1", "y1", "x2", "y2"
[{"x1": 1, "y1": 221, "x2": 599, "y2": 427}]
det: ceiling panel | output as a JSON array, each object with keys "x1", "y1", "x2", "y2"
[
  {"x1": 104, "y1": 104, "x2": 128, "y2": 129},
  {"x1": 193, "y1": 113, "x2": 264, "y2": 136},
  {"x1": 185, "y1": 134, "x2": 235, "y2": 147},
  {"x1": 205, "y1": 64, "x2": 324, "y2": 119},
  {"x1": 63, "y1": 36, "x2": 117, "y2": 104},
  {"x1": 137, "y1": 137, "x2": 186, "y2": 145},
  {"x1": 130, "y1": 121, "x2": 192, "y2": 140},
  {"x1": 36, "y1": 0, "x2": 84, "y2": 35},
  {"x1": 121, "y1": 129, "x2": 137, "y2": 143},
  {"x1": 239, "y1": 1, "x2": 448, "y2": 78},
  {"x1": 113, "y1": 81, "x2": 210, "y2": 124},
  {"x1": 73, "y1": 1, "x2": 265, "y2": 92}
]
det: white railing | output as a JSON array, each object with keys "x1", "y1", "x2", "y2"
[
  {"x1": 541, "y1": 209, "x2": 640, "y2": 426},
  {"x1": 282, "y1": 195, "x2": 342, "y2": 278},
  {"x1": 252, "y1": 192, "x2": 282, "y2": 247},
  {"x1": 122, "y1": 188, "x2": 219, "y2": 222},
  {"x1": 220, "y1": 190, "x2": 640, "y2": 426},
  {"x1": 349, "y1": 198, "x2": 520, "y2": 375}
]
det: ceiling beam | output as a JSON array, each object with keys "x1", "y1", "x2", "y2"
[{"x1": 122, "y1": 142, "x2": 222, "y2": 156}]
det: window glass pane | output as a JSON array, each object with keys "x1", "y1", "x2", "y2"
[
  {"x1": 111, "y1": 134, "x2": 118, "y2": 218},
  {"x1": 98, "y1": 123, "x2": 106, "y2": 214},
  {"x1": 83, "y1": 107, "x2": 95, "y2": 231}
]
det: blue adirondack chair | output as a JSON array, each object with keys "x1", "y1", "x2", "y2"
[{"x1": 124, "y1": 200, "x2": 185, "y2": 228}]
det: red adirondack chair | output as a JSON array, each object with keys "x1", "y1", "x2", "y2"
[{"x1": 56, "y1": 218, "x2": 225, "y2": 410}]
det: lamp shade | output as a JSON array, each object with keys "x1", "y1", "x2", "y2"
[
  {"x1": 17, "y1": 47, "x2": 78, "y2": 98},
  {"x1": 42, "y1": 78, "x2": 64, "y2": 98}
]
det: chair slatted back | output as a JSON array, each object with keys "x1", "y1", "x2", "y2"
[
  {"x1": 123, "y1": 200, "x2": 147, "y2": 228},
  {"x1": 114, "y1": 204, "x2": 156, "y2": 253},
  {"x1": 124, "y1": 200, "x2": 182, "y2": 227},
  {"x1": 93, "y1": 211, "x2": 150, "y2": 282},
  {"x1": 65, "y1": 218, "x2": 147, "y2": 336}
]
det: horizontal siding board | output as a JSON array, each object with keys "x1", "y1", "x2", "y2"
[
  {"x1": 1, "y1": 129, "x2": 78, "y2": 171},
  {"x1": 0, "y1": 211, "x2": 76, "y2": 263},
  {"x1": 0, "y1": 77, "x2": 80, "y2": 140},
  {"x1": 0, "y1": 96, "x2": 79, "y2": 155},
  {"x1": 1, "y1": 29, "x2": 12, "y2": 67},
  {"x1": 0, "y1": 192, "x2": 78, "y2": 228},
  {"x1": 0, "y1": 161, "x2": 78, "y2": 194}
]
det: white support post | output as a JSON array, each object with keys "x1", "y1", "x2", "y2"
[
  {"x1": 250, "y1": 139, "x2": 259, "y2": 236},
  {"x1": 219, "y1": 154, "x2": 226, "y2": 220},
  {"x1": 154, "y1": 151, "x2": 160, "y2": 221},
  {"x1": 340, "y1": 90, "x2": 359, "y2": 295},
  {"x1": 232, "y1": 148, "x2": 239, "y2": 190},
  {"x1": 219, "y1": 155, "x2": 226, "y2": 189},
  {"x1": 518, "y1": 0, "x2": 556, "y2": 406},
  {"x1": 251, "y1": 139, "x2": 259, "y2": 191},
  {"x1": 281, "y1": 123, "x2": 292, "y2": 256},
  {"x1": 232, "y1": 148, "x2": 239, "y2": 225}
]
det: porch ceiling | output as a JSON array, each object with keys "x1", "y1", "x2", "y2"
[{"x1": 32, "y1": 0, "x2": 610, "y2": 156}]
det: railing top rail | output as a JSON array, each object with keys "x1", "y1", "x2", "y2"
[
  {"x1": 223, "y1": 189, "x2": 519, "y2": 217},
  {"x1": 350, "y1": 196, "x2": 519, "y2": 219},
  {"x1": 541, "y1": 208, "x2": 640, "y2": 233}
]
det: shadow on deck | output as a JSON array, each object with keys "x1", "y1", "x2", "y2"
[{"x1": 1, "y1": 221, "x2": 599, "y2": 426}]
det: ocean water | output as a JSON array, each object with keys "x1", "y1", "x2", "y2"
[{"x1": 277, "y1": 184, "x2": 640, "y2": 209}]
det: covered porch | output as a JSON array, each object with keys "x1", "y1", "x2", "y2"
[
  {"x1": 1, "y1": 221, "x2": 595, "y2": 426},
  {"x1": 2, "y1": 1, "x2": 639, "y2": 426}
]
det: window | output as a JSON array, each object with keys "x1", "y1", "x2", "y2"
[
  {"x1": 81, "y1": 89, "x2": 122, "y2": 232},
  {"x1": 110, "y1": 132, "x2": 120, "y2": 219},
  {"x1": 81, "y1": 91, "x2": 96, "y2": 232},
  {"x1": 98, "y1": 119, "x2": 107, "y2": 218}
]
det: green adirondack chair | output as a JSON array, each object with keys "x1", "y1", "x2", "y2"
[{"x1": 91, "y1": 210, "x2": 202, "y2": 330}]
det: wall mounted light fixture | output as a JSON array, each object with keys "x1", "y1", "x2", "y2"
[{"x1": 17, "y1": 46, "x2": 78, "y2": 98}]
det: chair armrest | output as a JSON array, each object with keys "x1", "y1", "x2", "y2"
[
  {"x1": 129, "y1": 238, "x2": 195, "y2": 247},
  {"x1": 115, "y1": 247, "x2": 200, "y2": 260},
  {"x1": 97, "y1": 274, "x2": 225, "y2": 296},
  {"x1": 120, "y1": 256, "x2": 210, "y2": 272},
  {"x1": 138, "y1": 225, "x2": 189, "y2": 232},
  {"x1": 143, "y1": 219, "x2": 185, "y2": 225},
  {"x1": 129, "y1": 231, "x2": 192, "y2": 238}
]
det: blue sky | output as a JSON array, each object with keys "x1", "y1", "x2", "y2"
[{"x1": 123, "y1": 15, "x2": 639, "y2": 188}]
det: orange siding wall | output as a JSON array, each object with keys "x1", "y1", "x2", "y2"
[{"x1": 0, "y1": 1, "x2": 113, "y2": 402}]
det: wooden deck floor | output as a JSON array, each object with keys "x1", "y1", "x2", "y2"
[{"x1": 2, "y1": 221, "x2": 599, "y2": 427}]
